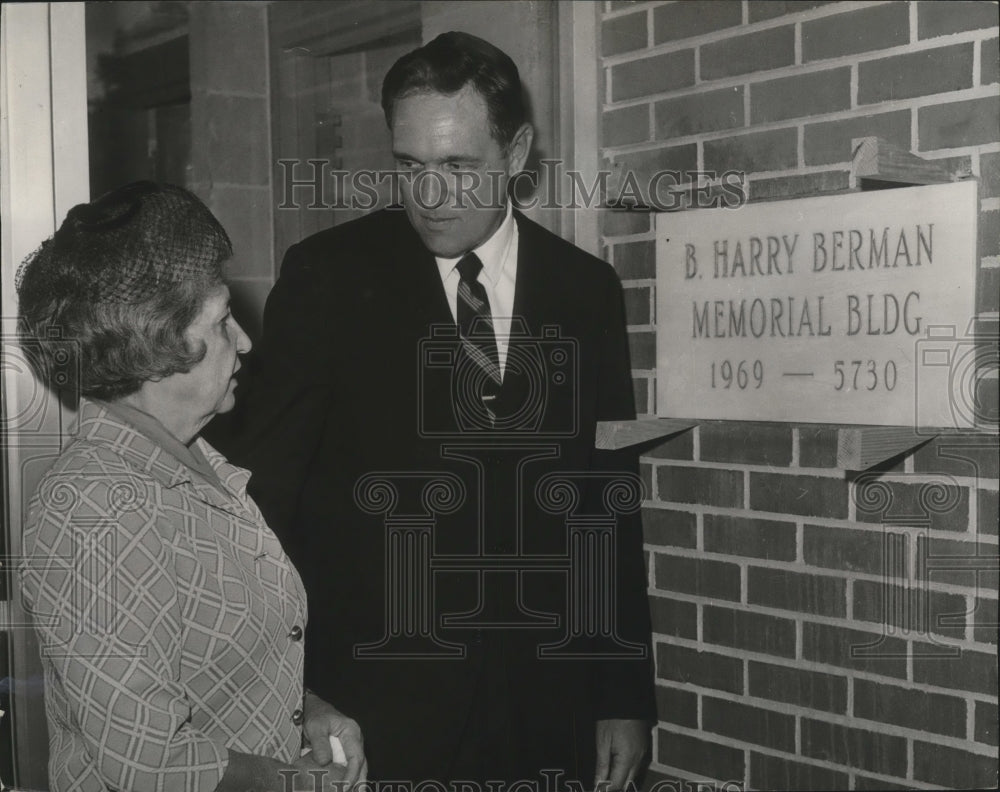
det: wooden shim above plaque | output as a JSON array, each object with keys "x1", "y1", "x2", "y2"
[
  {"x1": 595, "y1": 418, "x2": 696, "y2": 450},
  {"x1": 655, "y1": 179, "x2": 980, "y2": 429},
  {"x1": 850, "y1": 136, "x2": 966, "y2": 187},
  {"x1": 836, "y1": 426, "x2": 934, "y2": 470}
]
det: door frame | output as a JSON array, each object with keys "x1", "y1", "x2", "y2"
[{"x1": 1, "y1": 2, "x2": 89, "y2": 787}]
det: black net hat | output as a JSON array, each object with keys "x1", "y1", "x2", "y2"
[{"x1": 17, "y1": 181, "x2": 232, "y2": 306}]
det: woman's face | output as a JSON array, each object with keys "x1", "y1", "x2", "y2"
[{"x1": 169, "y1": 285, "x2": 251, "y2": 426}]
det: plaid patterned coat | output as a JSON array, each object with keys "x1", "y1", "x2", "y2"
[{"x1": 20, "y1": 400, "x2": 308, "y2": 791}]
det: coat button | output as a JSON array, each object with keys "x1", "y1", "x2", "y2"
[
  {"x1": 289, "y1": 625, "x2": 303, "y2": 641},
  {"x1": 292, "y1": 708, "x2": 304, "y2": 725}
]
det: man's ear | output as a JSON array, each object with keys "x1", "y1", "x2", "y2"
[{"x1": 506, "y1": 123, "x2": 534, "y2": 176}]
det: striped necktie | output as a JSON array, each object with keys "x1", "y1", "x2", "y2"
[{"x1": 456, "y1": 252, "x2": 501, "y2": 423}]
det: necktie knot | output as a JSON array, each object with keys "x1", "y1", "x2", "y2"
[{"x1": 456, "y1": 252, "x2": 483, "y2": 283}]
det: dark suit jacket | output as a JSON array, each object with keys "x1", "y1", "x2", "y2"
[{"x1": 214, "y1": 208, "x2": 655, "y2": 782}]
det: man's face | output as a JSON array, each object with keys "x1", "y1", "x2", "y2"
[{"x1": 390, "y1": 84, "x2": 531, "y2": 258}]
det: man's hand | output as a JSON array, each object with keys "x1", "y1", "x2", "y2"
[
  {"x1": 594, "y1": 719, "x2": 649, "y2": 791},
  {"x1": 302, "y1": 692, "x2": 368, "y2": 786}
]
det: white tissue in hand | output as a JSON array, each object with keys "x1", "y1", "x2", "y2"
[{"x1": 329, "y1": 734, "x2": 347, "y2": 766}]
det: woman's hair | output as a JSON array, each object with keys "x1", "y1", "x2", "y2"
[
  {"x1": 381, "y1": 31, "x2": 527, "y2": 150},
  {"x1": 17, "y1": 181, "x2": 232, "y2": 400}
]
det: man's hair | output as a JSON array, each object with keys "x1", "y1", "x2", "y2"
[
  {"x1": 17, "y1": 181, "x2": 231, "y2": 400},
  {"x1": 381, "y1": 31, "x2": 527, "y2": 149}
]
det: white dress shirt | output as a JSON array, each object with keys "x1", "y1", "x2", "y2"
[{"x1": 435, "y1": 204, "x2": 518, "y2": 379}]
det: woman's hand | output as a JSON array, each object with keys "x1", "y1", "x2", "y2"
[{"x1": 302, "y1": 691, "x2": 368, "y2": 786}]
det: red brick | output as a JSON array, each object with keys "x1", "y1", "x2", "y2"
[
  {"x1": 859, "y1": 44, "x2": 975, "y2": 104},
  {"x1": 650, "y1": 595, "x2": 698, "y2": 639},
  {"x1": 654, "y1": 553, "x2": 742, "y2": 601},
  {"x1": 643, "y1": 507, "x2": 697, "y2": 548},
  {"x1": 853, "y1": 775, "x2": 914, "y2": 791},
  {"x1": 749, "y1": 566, "x2": 847, "y2": 617},
  {"x1": 973, "y1": 595, "x2": 996, "y2": 644},
  {"x1": 917, "y1": 535, "x2": 999, "y2": 590},
  {"x1": 912, "y1": 643, "x2": 998, "y2": 695},
  {"x1": 613, "y1": 240, "x2": 655, "y2": 277},
  {"x1": 983, "y1": 151, "x2": 1000, "y2": 198},
  {"x1": 657, "y1": 465, "x2": 744, "y2": 508},
  {"x1": 919, "y1": 95, "x2": 1000, "y2": 150},
  {"x1": 852, "y1": 578, "x2": 967, "y2": 640},
  {"x1": 612, "y1": 143, "x2": 698, "y2": 206},
  {"x1": 798, "y1": 425, "x2": 840, "y2": 468},
  {"x1": 983, "y1": 37, "x2": 999, "y2": 85},
  {"x1": 703, "y1": 513, "x2": 796, "y2": 561},
  {"x1": 655, "y1": 641, "x2": 744, "y2": 694},
  {"x1": 657, "y1": 729, "x2": 745, "y2": 782},
  {"x1": 912, "y1": 739, "x2": 999, "y2": 788},
  {"x1": 976, "y1": 378, "x2": 998, "y2": 430},
  {"x1": 748, "y1": 660, "x2": 848, "y2": 713},
  {"x1": 918, "y1": 0, "x2": 1000, "y2": 38},
  {"x1": 702, "y1": 696, "x2": 796, "y2": 751},
  {"x1": 624, "y1": 285, "x2": 651, "y2": 325},
  {"x1": 655, "y1": 684, "x2": 697, "y2": 728},
  {"x1": 801, "y1": 718, "x2": 907, "y2": 777},
  {"x1": 752, "y1": 68, "x2": 851, "y2": 124},
  {"x1": 611, "y1": 49, "x2": 695, "y2": 102},
  {"x1": 701, "y1": 26, "x2": 796, "y2": 80},
  {"x1": 629, "y1": 330, "x2": 656, "y2": 369},
  {"x1": 603, "y1": 104, "x2": 650, "y2": 148},
  {"x1": 804, "y1": 524, "x2": 909, "y2": 577},
  {"x1": 978, "y1": 488, "x2": 998, "y2": 536},
  {"x1": 975, "y1": 700, "x2": 998, "y2": 745},
  {"x1": 640, "y1": 461, "x2": 653, "y2": 498},
  {"x1": 703, "y1": 127, "x2": 798, "y2": 174},
  {"x1": 633, "y1": 376, "x2": 649, "y2": 415},
  {"x1": 653, "y1": 0, "x2": 742, "y2": 44},
  {"x1": 749, "y1": 1, "x2": 836, "y2": 22},
  {"x1": 854, "y1": 677, "x2": 967, "y2": 737},
  {"x1": 750, "y1": 472, "x2": 849, "y2": 518},
  {"x1": 654, "y1": 86, "x2": 744, "y2": 139},
  {"x1": 700, "y1": 422, "x2": 793, "y2": 466},
  {"x1": 750, "y1": 752, "x2": 849, "y2": 791},
  {"x1": 855, "y1": 479, "x2": 970, "y2": 533},
  {"x1": 912, "y1": 437, "x2": 1000, "y2": 479},
  {"x1": 982, "y1": 209, "x2": 1000, "y2": 256},
  {"x1": 703, "y1": 604, "x2": 796, "y2": 657},
  {"x1": 803, "y1": 110, "x2": 911, "y2": 166},
  {"x1": 602, "y1": 10, "x2": 647, "y2": 57},
  {"x1": 802, "y1": 622, "x2": 908, "y2": 679},
  {"x1": 644, "y1": 430, "x2": 694, "y2": 460},
  {"x1": 749, "y1": 170, "x2": 851, "y2": 202},
  {"x1": 602, "y1": 209, "x2": 651, "y2": 237},
  {"x1": 802, "y1": 3, "x2": 909, "y2": 62}
]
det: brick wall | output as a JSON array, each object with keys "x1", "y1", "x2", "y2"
[
  {"x1": 189, "y1": 2, "x2": 274, "y2": 340},
  {"x1": 599, "y1": 2, "x2": 999, "y2": 789}
]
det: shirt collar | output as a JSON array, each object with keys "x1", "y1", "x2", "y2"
[{"x1": 435, "y1": 203, "x2": 515, "y2": 286}]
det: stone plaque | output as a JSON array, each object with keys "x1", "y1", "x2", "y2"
[{"x1": 655, "y1": 180, "x2": 980, "y2": 428}]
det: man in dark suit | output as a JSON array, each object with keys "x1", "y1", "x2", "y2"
[{"x1": 221, "y1": 32, "x2": 655, "y2": 789}]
